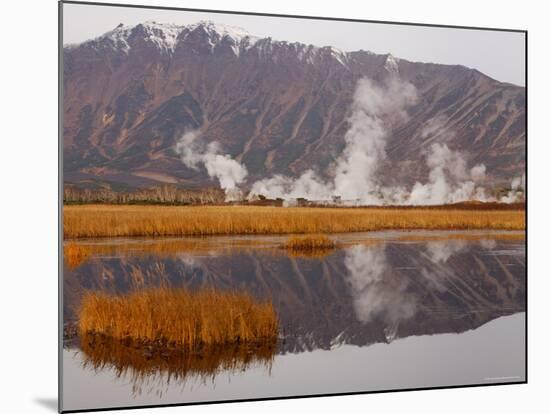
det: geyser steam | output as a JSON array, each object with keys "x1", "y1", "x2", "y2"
[
  {"x1": 175, "y1": 130, "x2": 248, "y2": 201},
  {"x1": 407, "y1": 142, "x2": 488, "y2": 205},
  {"x1": 405, "y1": 115, "x2": 490, "y2": 205},
  {"x1": 248, "y1": 77, "x2": 418, "y2": 204},
  {"x1": 500, "y1": 174, "x2": 526, "y2": 203},
  {"x1": 175, "y1": 76, "x2": 523, "y2": 205},
  {"x1": 334, "y1": 77, "x2": 417, "y2": 200}
]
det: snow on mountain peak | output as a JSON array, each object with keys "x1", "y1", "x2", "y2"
[
  {"x1": 80, "y1": 20, "x2": 259, "y2": 55},
  {"x1": 384, "y1": 53, "x2": 400, "y2": 73},
  {"x1": 68, "y1": 20, "x2": 359, "y2": 66},
  {"x1": 136, "y1": 21, "x2": 186, "y2": 51},
  {"x1": 187, "y1": 20, "x2": 257, "y2": 43}
]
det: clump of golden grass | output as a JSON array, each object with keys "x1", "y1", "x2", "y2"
[
  {"x1": 64, "y1": 205, "x2": 525, "y2": 239},
  {"x1": 79, "y1": 334, "x2": 276, "y2": 395},
  {"x1": 64, "y1": 242, "x2": 93, "y2": 269},
  {"x1": 280, "y1": 234, "x2": 337, "y2": 259},
  {"x1": 282, "y1": 234, "x2": 336, "y2": 251},
  {"x1": 78, "y1": 288, "x2": 278, "y2": 349}
]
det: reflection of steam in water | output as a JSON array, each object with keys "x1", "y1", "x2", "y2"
[
  {"x1": 344, "y1": 245, "x2": 416, "y2": 341},
  {"x1": 425, "y1": 239, "x2": 468, "y2": 263},
  {"x1": 479, "y1": 239, "x2": 497, "y2": 250},
  {"x1": 419, "y1": 240, "x2": 470, "y2": 293},
  {"x1": 178, "y1": 249, "x2": 226, "y2": 269},
  {"x1": 420, "y1": 238, "x2": 504, "y2": 292},
  {"x1": 78, "y1": 335, "x2": 276, "y2": 397},
  {"x1": 178, "y1": 254, "x2": 200, "y2": 269},
  {"x1": 343, "y1": 237, "x2": 523, "y2": 342},
  {"x1": 425, "y1": 238, "x2": 500, "y2": 264}
]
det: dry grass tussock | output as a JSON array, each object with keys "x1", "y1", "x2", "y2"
[
  {"x1": 64, "y1": 205, "x2": 526, "y2": 239},
  {"x1": 278, "y1": 234, "x2": 337, "y2": 259},
  {"x1": 64, "y1": 243, "x2": 92, "y2": 269},
  {"x1": 78, "y1": 288, "x2": 278, "y2": 349},
  {"x1": 281, "y1": 234, "x2": 337, "y2": 258},
  {"x1": 282, "y1": 234, "x2": 336, "y2": 251}
]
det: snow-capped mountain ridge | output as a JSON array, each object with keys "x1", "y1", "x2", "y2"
[
  {"x1": 62, "y1": 19, "x2": 525, "y2": 190},
  {"x1": 67, "y1": 20, "x2": 354, "y2": 65}
]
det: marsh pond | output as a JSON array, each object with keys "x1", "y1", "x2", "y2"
[{"x1": 62, "y1": 230, "x2": 525, "y2": 411}]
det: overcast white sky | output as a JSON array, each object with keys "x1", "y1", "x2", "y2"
[{"x1": 63, "y1": 2, "x2": 525, "y2": 86}]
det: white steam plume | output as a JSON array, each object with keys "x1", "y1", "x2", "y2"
[
  {"x1": 333, "y1": 77, "x2": 416, "y2": 202},
  {"x1": 174, "y1": 76, "x2": 522, "y2": 206},
  {"x1": 175, "y1": 130, "x2": 248, "y2": 201},
  {"x1": 249, "y1": 76, "x2": 494, "y2": 205},
  {"x1": 403, "y1": 114, "x2": 491, "y2": 205},
  {"x1": 500, "y1": 174, "x2": 525, "y2": 203},
  {"x1": 249, "y1": 76, "x2": 417, "y2": 204},
  {"x1": 407, "y1": 142, "x2": 489, "y2": 205}
]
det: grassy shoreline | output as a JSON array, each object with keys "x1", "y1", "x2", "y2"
[{"x1": 63, "y1": 204, "x2": 525, "y2": 239}]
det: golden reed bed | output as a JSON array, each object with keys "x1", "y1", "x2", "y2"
[
  {"x1": 64, "y1": 205, "x2": 525, "y2": 239},
  {"x1": 79, "y1": 288, "x2": 278, "y2": 349}
]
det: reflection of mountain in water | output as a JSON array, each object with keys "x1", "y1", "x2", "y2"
[{"x1": 64, "y1": 235, "x2": 525, "y2": 353}]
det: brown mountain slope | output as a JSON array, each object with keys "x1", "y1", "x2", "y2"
[{"x1": 63, "y1": 21, "x2": 525, "y2": 190}]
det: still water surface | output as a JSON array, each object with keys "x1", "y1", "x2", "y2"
[{"x1": 62, "y1": 231, "x2": 526, "y2": 411}]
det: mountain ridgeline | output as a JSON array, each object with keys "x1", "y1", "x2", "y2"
[{"x1": 63, "y1": 21, "x2": 525, "y2": 192}]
